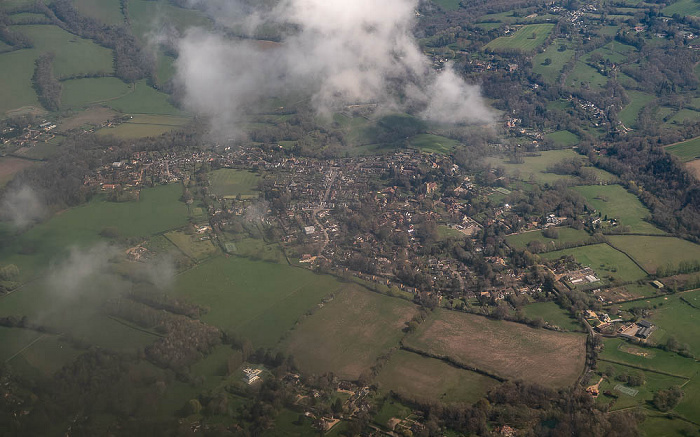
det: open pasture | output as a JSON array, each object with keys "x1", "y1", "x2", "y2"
[
  {"x1": 127, "y1": 0, "x2": 211, "y2": 42},
  {"x1": 174, "y1": 256, "x2": 348, "y2": 349},
  {"x1": 484, "y1": 148, "x2": 582, "y2": 184},
  {"x1": 404, "y1": 309, "x2": 586, "y2": 387},
  {"x1": 663, "y1": 0, "x2": 700, "y2": 17},
  {"x1": 73, "y1": 0, "x2": 124, "y2": 26},
  {"x1": 164, "y1": 230, "x2": 218, "y2": 261},
  {"x1": 209, "y1": 169, "x2": 261, "y2": 198},
  {"x1": 607, "y1": 235, "x2": 700, "y2": 274},
  {"x1": 432, "y1": 0, "x2": 461, "y2": 10},
  {"x1": 375, "y1": 350, "x2": 498, "y2": 405},
  {"x1": 105, "y1": 80, "x2": 182, "y2": 115},
  {"x1": 0, "y1": 157, "x2": 37, "y2": 187},
  {"x1": 282, "y1": 286, "x2": 418, "y2": 380},
  {"x1": 521, "y1": 301, "x2": 583, "y2": 331},
  {"x1": 0, "y1": 50, "x2": 41, "y2": 114},
  {"x1": 409, "y1": 134, "x2": 459, "y2": 154},
  {"x1": 506, "y1": 227, "x2": 591, "y2": 251},
  {"x1": 541, "y1": 243, "x2": 648, "y2": 282},
  {"x1": 572, "y1": 184, "x2": 664, "y2": 234},
  {"x1": 545, "y1": 130, "x2": 579, "y2": 146},
  {"x1": 666, "y1": 136, "x2": 700, "y2": 162},
  {"x1": 61, "y1": 78, "x2": 133, "y2": 109},
  {"x1": 618, "y1": 91, "x2": 655, "y2": 129},
  {"x1": 484, "y1": 24, "x2": 554, "y2": 53},
  {"x1": 565, "y1": 60, "x2": 608, "y2": 91},
  {"x1": 532, "y1": 39, "x2": 575, "y2": 83},
  {"x1": 0, "y1": 183, "x2": 188, "y2": 281},
  {"x1": 12, "y1": 25, "x2": 114, "y2": 78},
  {"x1": 97, "y1": 114, "x2": 189, "y2": 139}
]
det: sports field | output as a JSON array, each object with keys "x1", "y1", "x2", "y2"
[
  {"x1": 404, "y1": 309, "x2": 586, "y2": 387},
  {"x1": 282, "y1": 286, "x2": 418, "y2": 380},
  {"x1": 506, "y1": 227, "x2": 591, "y2": 251},
  {"x1": 375, "y1": 350, "x2": 498, "y2": 404},
  {"x1": 485, "y1": 24, "x2": 554, "y2": 53},
  {"x1": 174, "y1": 256, "x2": 348, "y2": 349},
  {"x1": 572, "y1": 184, "x2": 665, "y2": 234},
  {"x1": 665, "y1": 136, "x2": 700, "y2": 162},
  {"x1": 607, "y1": 235, "x2": 700, "y2": 274},
  {"x1": 209, "y1": 169, "x2": 261, "y2": 198},
  {"x1": 540, "y1": 243, "x2": 648, "y2": 282}
]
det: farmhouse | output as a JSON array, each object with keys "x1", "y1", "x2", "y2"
[{"x1": 619, "y1": 320, "x2": 655, "y2": 341}]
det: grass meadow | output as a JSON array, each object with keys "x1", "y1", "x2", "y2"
[
  {"x1": 97, "y1": 114, "x2": 189, "y2": 139},
  {"x1": 666, "y1": 136, "x2": 700, "y2": 162},
  {"x1": 73, "y1": 0, "x2": 124, "y2": 26},
  {"x1": 404, "y1": 309, "x2": 587, "y2": 387},
  {"x1": 375, "y1": 350, "x2": 499, "y2": 404},
  {"x1": 521, "y1": 301, "x2": 583, "y2": 331},
  {"x1": 618, "y1": 91, "x2": 655, "y2": 129},
  {"x1": 0, "y1": 183, "x2": 188, "y2": 281},
  {"x1": 105, "y1": 80, "x2": 182, "y2": 115},
  {"x1": 540, "y1": 243, "x2": 648, "y2": 282},
  {"x1": 505, "y1": 227, "x2": 591, "y2": 251},
  {"x1": 282, "y1": 286, "x2": 418, "y2": 380},
  {"x1": 484, "y1": 149, "x2": 581, "y2": 184},
  {"x1": 485, "y1": 24, "x2": 554, "y2": 52},
  {"x1": 607, "y1": 235, "x2": 700, "y2": 274},
  {"x1": 174, "y1": 256, "x2": 348, "y2": 349},
  {"x1": 532, "y1": 39, "x2": 575, "y2": 83},
  {"x1": 61, "y1": 78, "x2": 133, "y2": 109},
  {"x1": 572, "y1": 184, "x2": 665, "y2": 234}
]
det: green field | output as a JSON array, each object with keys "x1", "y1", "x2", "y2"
[
  {"x1": 541, "y1": 243, "x2": 649, "y2": 282},
  {"x1": 282, "y1": 286, "x2": 418, "y2": 380},
  {"x1": 164, "y1": 230, "x2": 219, "y2": 261},
  {"x1": 405, "y1": 309, "x2": 586, "y2": 387},
  {"x1": 105, "y1": 80, "x2": 182, "y2": 115},
  {"x1": 572, "y1": 184, "x2": 665, "y2": 234},
  {"x1": 640, "y1": 415, "x2": 700, "y2": 437},
  {"x1": 0, "y1": 183, "x2": 188, "y2": 280},
  {"x1": 622, "y1": 294, "x2": 700, "y2": 356},
  {"x1": 546, "y1": 130, "x2": 579, "y2": 146},
  {"x1": 600, "y1": 338, "x2": 698, "y2": 379},
  {"x1": 97, "y1": 114, "x2": 190, "y2": 139},
  {"x1": 174, "y1": 256, "x2": 348, "y2": 349},
  {"x1": 607, "y1": 235, "x2": 700, "y2": 274},
  {"x1": 521, "y1": 301, "x2": 583, "y2": 331},
  {"x1": 127, "y1": 0, "x2": 211, "y2": 42},
  {"x1": 485, "y1": 24, "x2": 554, "y2": 53},
  {"x1": 565, "y1": 60, "x2": 608, "y2": 91},
  {"x1": 375, "y1": 350, "x2": 498, "y2": 404},
  {"x1": 61, "y1": 77, "x2": 133, "y2": 109},
  {"x1": 73, "y1": 0, "x2": 124, "y2": 26},
  {"x1": 431, "y1": 0, "x2": 461, "y2": 10},
  {"x1": 0, "y1": 49, "x2": 41, "y2": 113},
  {"x1": 409, "y1": 134, "x2": 459, "y2": 154},
  {"x1": 209, "y1": 169, "x2": 261, "y2": 198},
  {"x1": 485, "y1": 149, "x2": 582, "y2": 184},
  {"x1": 663, "y1": 0, "x2": 700, "y2": 17},
  {"x1": 667, "y1": 108, "x2": 700, "y2": 125},
  {"x1": 506, "y1": 227, "x2": 591, "y2": 251},
  {"x1": 12, "y1": 25, "x2": 114, "y2": 78},
  {"x1": 618, "y1": 91, "x2": 655, "y2": 129},
  {"x1": 532, "y1": 39, "x2": 575, "y2": 83},
  {"x1": 666, "y1": 136, "x2": 700, "y2": 162}
]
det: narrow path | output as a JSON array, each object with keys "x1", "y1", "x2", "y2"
[{"x1": 5, "y1": 333, "x2": 46, "y2": 363}]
